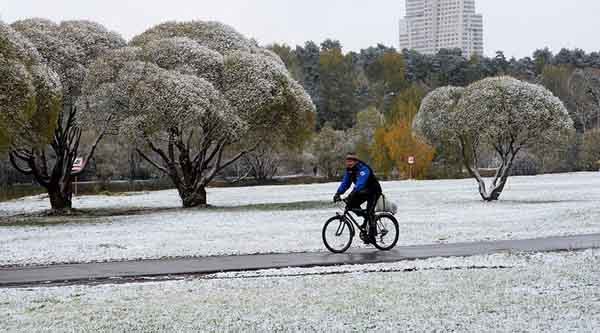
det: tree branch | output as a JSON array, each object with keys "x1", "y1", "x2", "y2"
[
  {"x1": 459, "y1": 136, "x2": 487, "y2": 199},
  {"x1": 136, "y1": 148, "x2": 169, "y2": 174},
  {"x1": 9, "y1": 152, "x2": 33, "y2": 175},
  {"x1": 202, "y1": 142, "x2": 260, "y2": 186}
]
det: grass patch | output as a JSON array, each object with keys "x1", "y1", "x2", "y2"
[
  {"x1": 212, "y1": 200, "x2": 331, "y2": 212},
  {"x1": 0, "y1": 176, "x2": 332, "y2": 202},
  {"x1": 0, "y1": 200, "x2": 333, "y2": 227}
]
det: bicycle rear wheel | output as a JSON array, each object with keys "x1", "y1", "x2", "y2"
[
  {"x1": 322, "y1": 216, "x2": 353, "y2": 253},
  {"x1": 372, "y1": 213, "x2": 399, "y2": 251}
]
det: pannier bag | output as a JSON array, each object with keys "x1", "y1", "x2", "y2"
[{"x1": 375, "y1": 194, "x2": 398, "y2": 215}]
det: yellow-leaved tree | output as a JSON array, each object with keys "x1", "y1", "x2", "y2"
[
  {"x1": 381, "y1": 121, "x2": 434, "y2": 179},
  {"x1": 371, "y1": 85, "x2": 434, "y2": 179},
  {"x1": 371, "y1": 126, "x2": 395, "y2": 178}
]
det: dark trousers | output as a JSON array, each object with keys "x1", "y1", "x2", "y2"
[{"x1": 347, "y1": 191, "x2": 380, "y2": 235}]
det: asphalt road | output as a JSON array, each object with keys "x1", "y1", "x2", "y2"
[{"x1": 2, "y1": 233, "x2": 600, "y2": 287}]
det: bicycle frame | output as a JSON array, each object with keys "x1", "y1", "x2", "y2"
[
  {"x1": 325, "y1": 201, "x2": 399, "y2": 253},
  {"x1": 334, "y1": 202, "x2": 367, "y2": 237}
]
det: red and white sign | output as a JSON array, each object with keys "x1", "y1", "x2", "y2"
[
  {"x1": 71, "y1": 157, "x2": 85, "y2": 174},
  {"x1": 408, "y1": 156, "x2": 415, "y2": 165}
]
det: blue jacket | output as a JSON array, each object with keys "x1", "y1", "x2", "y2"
[{"x1": 337, "y1": 162, "x2": 381, "y2": 194}]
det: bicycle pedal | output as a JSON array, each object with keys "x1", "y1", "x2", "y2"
[{"x1": 359, "y1": 232, "x2": 368, "y2": 242}]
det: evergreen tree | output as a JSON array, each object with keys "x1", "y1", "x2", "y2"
[
  {"x1": 318, "y1": 40, "x2": 357, "y2": 129},
  {"x1": 295, "y1": 41, "x2": 321, "y2": 112}
]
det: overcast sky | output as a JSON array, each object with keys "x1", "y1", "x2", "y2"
[{"x1": 1, "y1": 0, "x2": 599, "y2": 58}]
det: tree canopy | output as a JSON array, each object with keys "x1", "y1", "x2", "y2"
[{"x1": 0, "y1": 22, "x2": 62, "y2": 152}]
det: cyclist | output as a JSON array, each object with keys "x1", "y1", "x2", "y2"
[{"x1": 333, "y1": 153, "x2": 382, "y2": 243}]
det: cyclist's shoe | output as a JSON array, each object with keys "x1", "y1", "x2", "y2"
[
  {"x1": 369, "y1": 227, "x2": 377, "y2": 243},
  {"x1": 359, "y1": 231, "x2": 371, "y2": 244}
]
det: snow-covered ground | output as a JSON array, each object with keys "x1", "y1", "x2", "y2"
[
  {"x1": 2, "y1": 250, "x2": 599, "y2": 332},
  {"x1": 1, "y1": 172, "x2": 599, "y2": 266}
]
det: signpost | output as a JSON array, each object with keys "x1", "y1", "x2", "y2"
[
  {"x1": 71, "y1": 157, "x2": 85, "y2": 196},
  {"x1": 408, "y1": 156, "x2": 415, "y2": 180}
]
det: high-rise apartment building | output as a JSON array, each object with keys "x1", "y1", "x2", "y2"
[{"x1": 399, "y1": 0, "x2": 483, "y2": 58}]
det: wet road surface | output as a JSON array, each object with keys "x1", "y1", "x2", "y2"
[{"x1": 2, "y1": 233, "x2": 599, "y2": 287}]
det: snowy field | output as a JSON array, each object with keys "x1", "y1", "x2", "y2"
[
  {"x1": 1, "y1": 172, "x2": 599, "y2": 266},
  {"x1": 2, "y1": 250, "x2": 599, "y2": 332}
]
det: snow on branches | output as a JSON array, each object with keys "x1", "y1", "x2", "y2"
[
  {"x1": 223, "y1": 51, "x2": 312, "y2": 142},
  {"x1": 130, "y1": 21, "x2": 255, "y2": 55},
  {"x1": 142, "y1": 37, "x2": 224, "y2": 86},
  {"x1": 413, "y1": 86, "x2": 465, "y2": 146},
  {"x1": 457, "y1": 77, "x2": 573, "y2": 146},
  {"x1": 114, "y1": 61, "x2": 241, "y2": 143},
  {"x1": 11, "y1": 18, "x2": 126, "y2": 104}
]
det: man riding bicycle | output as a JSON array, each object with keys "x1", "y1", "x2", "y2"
[{"x1": 333, "y1": 153, "x2": 382, "y2": 244}]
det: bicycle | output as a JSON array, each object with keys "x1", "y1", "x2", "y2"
[{"x1": 322, "y1": 199, "x2": 399, "y2": 253}]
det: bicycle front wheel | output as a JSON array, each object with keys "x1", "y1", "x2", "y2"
[
  {"x1": 322, "y1": 216, "x2": 353, "y2": 253},
  {"x1": 372, "y1": 213, "x2": 399, "y2": 251}
]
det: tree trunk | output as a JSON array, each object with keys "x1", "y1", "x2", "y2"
[
  {"x1": 472, "y1": 160, "x2": 514, "y2": 202},
  {"x1": 48, "y1": 184, "x2": 73, "y2": 211},
  {"x1": 137, "y1": 130, "x2": 254, "y2": 209},
  {"x1": 9, "y1": 104, "x2": 109, "y2": 214},
  {"x1": 460, "y1": 136, "x2": 520, "y2": 202},
  {"x1": 180, "y1": 186, "x2": 207, "y2": 208}
]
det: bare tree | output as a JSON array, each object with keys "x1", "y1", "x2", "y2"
[
  {"x1": 569, "y1": 68, "x2": 600, "y2": 132},
  {"x1": 242, "y1": 145, "x2": 281, "y2": 181},
  {"x1": 415, "y1": 77, "x2": 573, "y2": 201}
]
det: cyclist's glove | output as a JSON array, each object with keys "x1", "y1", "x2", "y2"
[{"x1": 333, "y1": 193, "x2": 342, "y2": 203}]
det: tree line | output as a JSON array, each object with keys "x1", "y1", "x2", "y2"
[
  {"x1": 3, "y1": 24, "x2": 600, "y2": 208},
  {"x1": 267, "y1": 41, "x2": 600, "y2": 179}
]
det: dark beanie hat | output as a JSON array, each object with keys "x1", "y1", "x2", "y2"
[{"x1": 345, "y1": 153, "x2": 359, "y2": 161}]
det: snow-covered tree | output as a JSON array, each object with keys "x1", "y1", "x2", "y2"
[
  {"x1": 7, "y1": 18, "x2": 125, "y2": 210},
  {"x1": 415, "y1": 76, "x2": 573, "y2": 201},
  {"x1": 83, "y1": 21, "x2": 315, "y2": 207}
]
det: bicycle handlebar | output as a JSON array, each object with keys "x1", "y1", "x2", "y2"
[{"x1": 334, "y1": 200, "x2": 347, "y2": 211}]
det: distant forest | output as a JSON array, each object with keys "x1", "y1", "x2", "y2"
[{"x1": 268, "y1": 41, "x2": 600, "y2": 178}]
